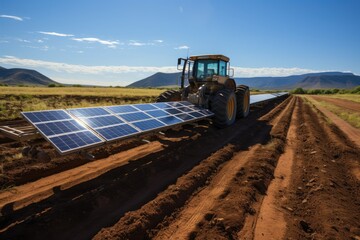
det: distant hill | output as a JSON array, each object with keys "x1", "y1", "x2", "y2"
[
  {"x1": 0, "y1": 66, "x2": 59, "y2": 86},
  {"x1": 127, "y1": 72, "x2": 182, "y2": 88},
  {"x1": 235, "y1": 72, "x2": 356, "y2": 89},
  {"x1": 295, "y1": 75, "x2": 360, "y2": 89},
  {"x1": 129, "y1": 71, "x2": 360, "y2": 89}
]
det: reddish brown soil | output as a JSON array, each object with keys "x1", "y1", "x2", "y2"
[
  {"x1": 306, "y1": 95, "x2": 360, "y2": 148},
  {"x1": 1, "y1": 95, "x2": 359, "y2": 240},
  {"x1": 310, "y1": 95, "x2": 360, "y2": 112}
]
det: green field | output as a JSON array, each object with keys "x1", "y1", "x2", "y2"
[
  {"x1": 305, "y1": 95, "x2": 360, "y2": 129},
  {"x1": 0, "y1": 86, "x2": 164, "y2": 97},
  {"x1": 0, "y1": 86, "x2": 164, "y2": 121}
]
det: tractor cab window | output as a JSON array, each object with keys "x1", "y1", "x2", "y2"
[
  {"x1": 219, "y1": 61, "x2": 227, "y2": 76},
  {"x1": 194, "y1": 60, "x2": 219, "y2": 79}
]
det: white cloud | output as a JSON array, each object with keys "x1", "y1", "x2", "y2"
[
  {"x1": 0, "y1": 56, "x2": 332, "y2": 78},
  {"x1": 17, "y1": 38, "x2": 31, "y2": 43},
  {"x1": 0, "y1": 14, "x2": 23, "y2": 21},
  {"x1": 129, "y1": 41, "x2": 147, "y2": 46},
  {"x1": 72, "y1": 37, "x2": 120, "y2": 48},
  {"x1": 38, "y1": 31, "x2": 74, "y2": 37},
  {"x1": 37, "y1": 39, "x2": 44, "y2": 43},
  {"x1": 0, "y1": 56, "x2": 176, "y2": 74},
  {"x1": 233, "y1": 67, "x2": 322, "y2": 77},
  {"x1": 128, "y1": 40, "x2": 163, "y2": 46},
  {"x1": 175, "y1": 45, "x2": 190, "y2": 50}
]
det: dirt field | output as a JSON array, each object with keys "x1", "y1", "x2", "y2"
[{"x1": 0, "y1": 95, "x2": 359, "y2": 240}]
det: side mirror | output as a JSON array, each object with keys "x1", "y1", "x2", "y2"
[
  {"x1": 177, "y1": 58, "x2": 182, "y2": 66},
  {"x1": 229, "y1": 68, "x2": 234, "y2": 77}
]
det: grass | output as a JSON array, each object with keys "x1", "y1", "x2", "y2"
[
  {"x1": 325, "y1": 94, "x2": 360, "y2": 103},
  {"x1": 0, "y1": 86, "x2": 165, "y2": 121},
  {"x1": 0, "y1": 86, "x2": 164, "y2": 97},
  {"x1": 306, "y1": 96, "x2": 360, "y2": 129}
]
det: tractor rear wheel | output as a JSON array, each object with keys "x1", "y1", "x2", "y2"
[
  {"x1": 235, "y1": 85, "x2": 250, "y2": 118},
  {"x1": 212, "y1": 88, "x2": 237, "y2": 128},
  {"x1": 156, "y1": 90, "x2": 181, "y2": 102}
]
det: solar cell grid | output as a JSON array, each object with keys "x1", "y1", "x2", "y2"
[
  {"x1": 80, "y1": 115, "x2": 124, "y2": 128},
  {"x1": 36, "y1": 120, "x2": 87, "y2": 136},
  {"x1": 68, "y1": 107, "x2": 110, "y2": 118},
  {"x1": 106, "y1": 105, "x2": 138, "y2": 114},
  {"x1": 164, "y1": 108, "x2": 182, "y2": 115},
  {"x1": 49, "y1": 131, "x2": 103, "y2": 152},
  {"x1": 119, "y1": 112, "x2": 151, "y2": 122},
  {"x1": 22, "y1": 110, "x2": 71, "y2": 123},
  {"x1": 132, "y1": 119, "x2": 165, "y2": 131},
  {"x1": 175, "y1": 113, "x2": 195, "y2": 121},
  {"x1": 158, "y1": 115, "x2": 183, "y2": 125},
  {"x1": 166, "y1": 102, "x2": 185, "y2": 107},
  {"x1": 178, "y1": 106, "x2": 193, "y2": 112},
  {"x1": 96, "y1": 124, "x2": 139, "y2": 141},
  {"x1": 133, "y1": 104, "x2": 157, "y2": 111},
  {"x1": 188, "y1": 112, "x2": 204, "y2": 118},
  {"x1": 151, "y1": 102, "x2": 172, "y2": 109},
  {"x1": 145, "y1": 109, "x2": 170, "y2": 118}
]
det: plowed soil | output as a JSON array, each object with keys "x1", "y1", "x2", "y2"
[{"x1": 1, "y1": 95, "x2": 359, "y2": 240}]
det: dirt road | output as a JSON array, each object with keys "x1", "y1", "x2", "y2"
[{"x1": 0, "y1": 95, "x2": 359, "y2": 240}]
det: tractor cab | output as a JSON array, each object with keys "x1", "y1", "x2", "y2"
[{"x1": 177, "y1": 55, "x2": 235, "y2": 90}]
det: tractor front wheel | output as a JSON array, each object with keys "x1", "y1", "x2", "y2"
[
  {"x1": 156, "y1": 90, "x2": 181, "y2": 102},
  {"x1": 212, "y1": 89, "x2": 237, "y2": 128}
]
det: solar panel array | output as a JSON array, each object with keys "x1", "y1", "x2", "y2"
[
  {"x1": 22, "y1": 93, "x2": 288, "y2": 155},
  {"x1": 22, "y1": 102, "x2": 214, "y2": 154},
  {"x1": 250, "y1": 92, "x2": 288, "y2": 105}
]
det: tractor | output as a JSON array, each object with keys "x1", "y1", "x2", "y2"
[{"x1": 156, "y1": 54, "x2": 250, "y2": 127}]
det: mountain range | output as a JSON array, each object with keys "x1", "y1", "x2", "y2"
[
  {"x1": 1, "y1": 66, "x2": 359, "y2": 89},
  {"x1": 0, "y1": 67, "x2": 59, "y2": 86},
  {"x1": 128, "y1": 71, "x2": 360, "y2": 90}
]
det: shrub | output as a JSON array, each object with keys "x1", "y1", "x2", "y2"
[{"x1": 292, "y1": 87, "x2": 306, "y2": 94}]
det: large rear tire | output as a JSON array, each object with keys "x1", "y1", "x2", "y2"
[
  {"x1": 156, "y1": 90, "x2": 181, "y2": 102},
  {"x1": 212, "y1": 89, "x2": 237, "y2": 128},
  {"x1": 235, "y1": 85, "x2": 250, "y2": 118}
]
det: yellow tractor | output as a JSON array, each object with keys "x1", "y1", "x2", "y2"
[{"x1": 157, "y1": 54, "x2": 250, "y2": 127}]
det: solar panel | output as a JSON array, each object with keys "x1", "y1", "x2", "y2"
[
  {"x1": 21, "y1": 110, "x2": 104, "y2": 154},
  {"x1": 79, "y1": 115, "x2": 124, "y2": 128},
  {"x1": 119, "y1": 112, "x2": 151, "y2": 122},
  {"x1": 250, "y1": 94, "x2": 277, "y2": 104},
  {"x1": 106, "y1": 105, "x2": 138, "y2": 114},
  {"x1": 158, "y1": 115, "x2": 183, "y2": 125},
  {"x1": 22, "y1": 110, "x2": 72, "y2": 123},
  {"x1": 133, "y1": 103, "x2": 157, "y2": 111},
  {"x1": 22, "y1": 94, "x2": 289, "y2": 155},
  {"x1": 175, "y1": 113, "x2": 195, "y2": 121},
  {"x1": 132, "y1": 119, "x2": 165, "y2": 131},
  {"x1": 96, "y1": 124, "x2": 139, "y2": 141},
  {"x1": 21, "y1": 101, "x2": 220, "y2": 154},
  {"x1": 49, "y1": 131, "x2": 103, "y2": 153},
  {"x1": 68, "y1": 107, "x2": 110, "y2": 118},
  {"x1": 36, "y1": 120, "x2": 87, "y2": 136},
  {"x1": 146, "y1": 109, "x2": 170, "y2": 118}
]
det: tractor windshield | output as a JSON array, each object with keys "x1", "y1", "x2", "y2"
[{"x1": 194, "y1": 60, "x2": 219, "y2": 79}]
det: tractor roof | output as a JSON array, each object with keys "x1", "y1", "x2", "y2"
[{"x1": 189, "y1": 54, "x2": 230, "y2": 62}]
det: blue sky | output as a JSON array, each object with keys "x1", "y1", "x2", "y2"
[{"x1": 1, "y1": 0, "x2": 359, "y2": 86}]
